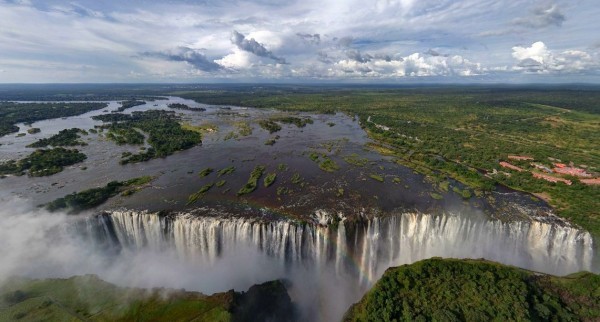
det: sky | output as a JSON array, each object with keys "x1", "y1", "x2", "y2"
[{"x1": 0, "y1": 0, "x2": 599, "y2": 83}]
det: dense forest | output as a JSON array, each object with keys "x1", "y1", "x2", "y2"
[
  {"x1": 93, "y1": 110, "x2": 202, "y2": 164},
  {"x1": 344, "y1": 258, "x2": 600, "y2": 321},
  {"x1": 0, "y1": 147, "x2": 86, "y2": 177},
  {"x1": 27, "y1": 128, "x2": 88, "y2": 148},
  {"x1": 0, "y1": 102, "x2": 106, "y2": 137}
]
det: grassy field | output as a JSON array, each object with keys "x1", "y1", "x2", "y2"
[
  {"x1": 174, "y1": 87, "x2": 600, "y2": 236},
  {"x1": 344, "y1": 258, "x2": 600, "y2": 321}
]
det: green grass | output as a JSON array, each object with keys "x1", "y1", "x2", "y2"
[{"x1": 344, "y1": 258, "x2": 600, "y2": 322}]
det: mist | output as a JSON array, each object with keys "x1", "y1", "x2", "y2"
[{"x1": 0, "y1": 198, "x2": 365, "y2": 321}]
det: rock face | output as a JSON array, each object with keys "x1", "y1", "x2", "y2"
[
  {"x1": 84, "y1": 210, "x2": 594, "y2": 282},
  {"x1": 343, "y1": 258, "x2": 600, "y2": 321}
]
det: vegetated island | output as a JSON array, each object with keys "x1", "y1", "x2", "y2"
[
  {"x1": 0, "y1": 275, "x2": 296, "y2": 322},
  {"x1": 175, "y1": 87, "x2": 600, "y2": 237},
  {"x1": 0, "y1": 148, "x2": 86, "y2": 177},
  {"x1": 116, "y1": 99, "x2": 146, "y2": 112},
  {"x1": 344, "y1": 258, "x2": 600, "y2": 322},
  {"x1": 92, "y1": 110, "x2": 202, "y2": 164},
  {"x1": 168, "y1": 102, "x2": 206, "y2": 111},
  {"x1": 46, "y1": 176, "x2": 154, "y2": 213},
  {"x1": 27, "y1": 128, "x2": 88, "y2": 148},
  {"x1": 0, "y1": 102, "x2": 107, "y2": 137}
]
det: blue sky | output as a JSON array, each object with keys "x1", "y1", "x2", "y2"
[{"x1": 0, "y1": 0, "x2": 599, "y2": 83}]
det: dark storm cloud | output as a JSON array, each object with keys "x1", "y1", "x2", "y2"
[
  {"x1": 231, "y1": 30, "x2": 287, "y2": 64},
  {"x1": 296, "y1": 33, "x2": 320, "y2": 45},
  {"x1": 514, "y1": 3, "x2": 566, "y2": 28},
  {"x1": 141, "y1": 47, "x2": 222, "y2": 71}
]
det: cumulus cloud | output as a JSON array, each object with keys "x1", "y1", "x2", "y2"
[
  {"x1": 296, "y1": 33, "x2": 320, "y2": 45},
  {"x1": 231, "y1": 31, "x2": 287, "y2": 64},
  {"x1": 141, "y1": 47, "x2": 223, "y2": 72},
  {"x1": 512, "y1": 41, "x2": 598, "y2": 73},
  {"x1": 514, "y1": 4, "x2": 566, "y2": 28},
  {"x1": 330, "y1": 52, "x2": 483, "y2": 78}
]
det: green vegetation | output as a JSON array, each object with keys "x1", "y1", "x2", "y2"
[
  {"x1": 264, "y1": 173, "x2": 277, "y2": 187},
  {"x1": 168, "y1": 103, "x2": 206, "y2": 111},
  {"x1": 270, "y1": 116, "x2": 313, "y2": 128},
  {"x1": 93, "y1": 110, "x2": 201, "y2": 164},
  {"x1": 199, "y1": 167, "x2": 213, "y2": 177},
  {"x1": 0, "y1": 102, "x2": 106, "y2": 137},
  {"x1": 392, "y1": 177, "x2": 402, "y2": 184},
  {"x1": 0, "y1": 148, "x2": 86, "y2": 177},
  {"x1": 277, "y1": 163, "x2": 288, "y2": 171},
  {"x1": 235, "y1": 121, "x2": 253, "y2": 136},
  {"x1": 46, "y1": 176, "x2": 153, "y2": 212},
  {"x1": 117, "y1": 99, "x2": 145, "y2": 112},
  {"x1": 265, "y1": 138, "x2": 277, "y2": 145},
  {"x1": 237, "y1": 165, "x2": 266, "y2": 196},
  {"x1": 27, "y1": 128, "x2": 88, "y2": 148},
  {"x1": 344, "y1": 258, "x2": 600, "y2": 322},
  {"x1": 27, "y1": 127, "x2": 40, "y2": 134},
  {"x1": 344, "y1": 154, "x2": 369, "y2": 167},
  {"x1": 369, "y1": 174, "x2": 384, "y2": 182},
  {"x1": 0, "y1": 275, "x2": 295, "y2": 322},
  {"x1": 216, "y1": 180, "x2": 227, "y2": 187},
  {"x1": 104, "y1": 126, "x2": 144, "y2": 145},
  {"x1": 177, "y1": 87, "x2": 600, "y2": 236},
  {"x1": 290, "y1": 173, "x2": 303, "y2": 185},
  {"x1": 453, "y1": 186, "x2": 473, "y2": 199},
  {"x1": 258, "y1": 119, "x2": 282, "y2": 133},
  {"x1": 309, "y1": 152, "x2": 340, "y2": 172},
  {"x1": 430, "y1": 192, "x2": 444, "y2": 200},
  {"x1": 217, "y1": 166, "x2": 236, "y2": 177},
  {"x1": 188, "y1": 183, "x2": 214, "y2": 204}
]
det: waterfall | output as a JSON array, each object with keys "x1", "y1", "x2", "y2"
[{"x1": 84, "y1": 210, "x2": 595, "y2": 285}]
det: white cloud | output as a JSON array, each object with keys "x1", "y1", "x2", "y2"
[
  {"x1": 328, "y1": 52, "x2": 483, "y2": 78},
  {"x1": 512, "y1": 41, "x2": 598, "y2": 74}
]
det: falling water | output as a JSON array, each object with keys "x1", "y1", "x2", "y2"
[{"x1": 83, "y1": 210, "x2": 595, "y2": 286}]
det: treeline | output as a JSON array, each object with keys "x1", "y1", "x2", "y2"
[
  {"x1": 0, "y1": 102, "x2": 106, "y2": 137},
  {"x1": 93, "y1": 110, "x2": 201, "y2": 164},
  {"x1": 0, "y1": 148, "x2": 86, "y2": 177}
]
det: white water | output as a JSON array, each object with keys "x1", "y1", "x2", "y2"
[{"x1": 86, "y1": 210, "x2": 595, "y2": 286}]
